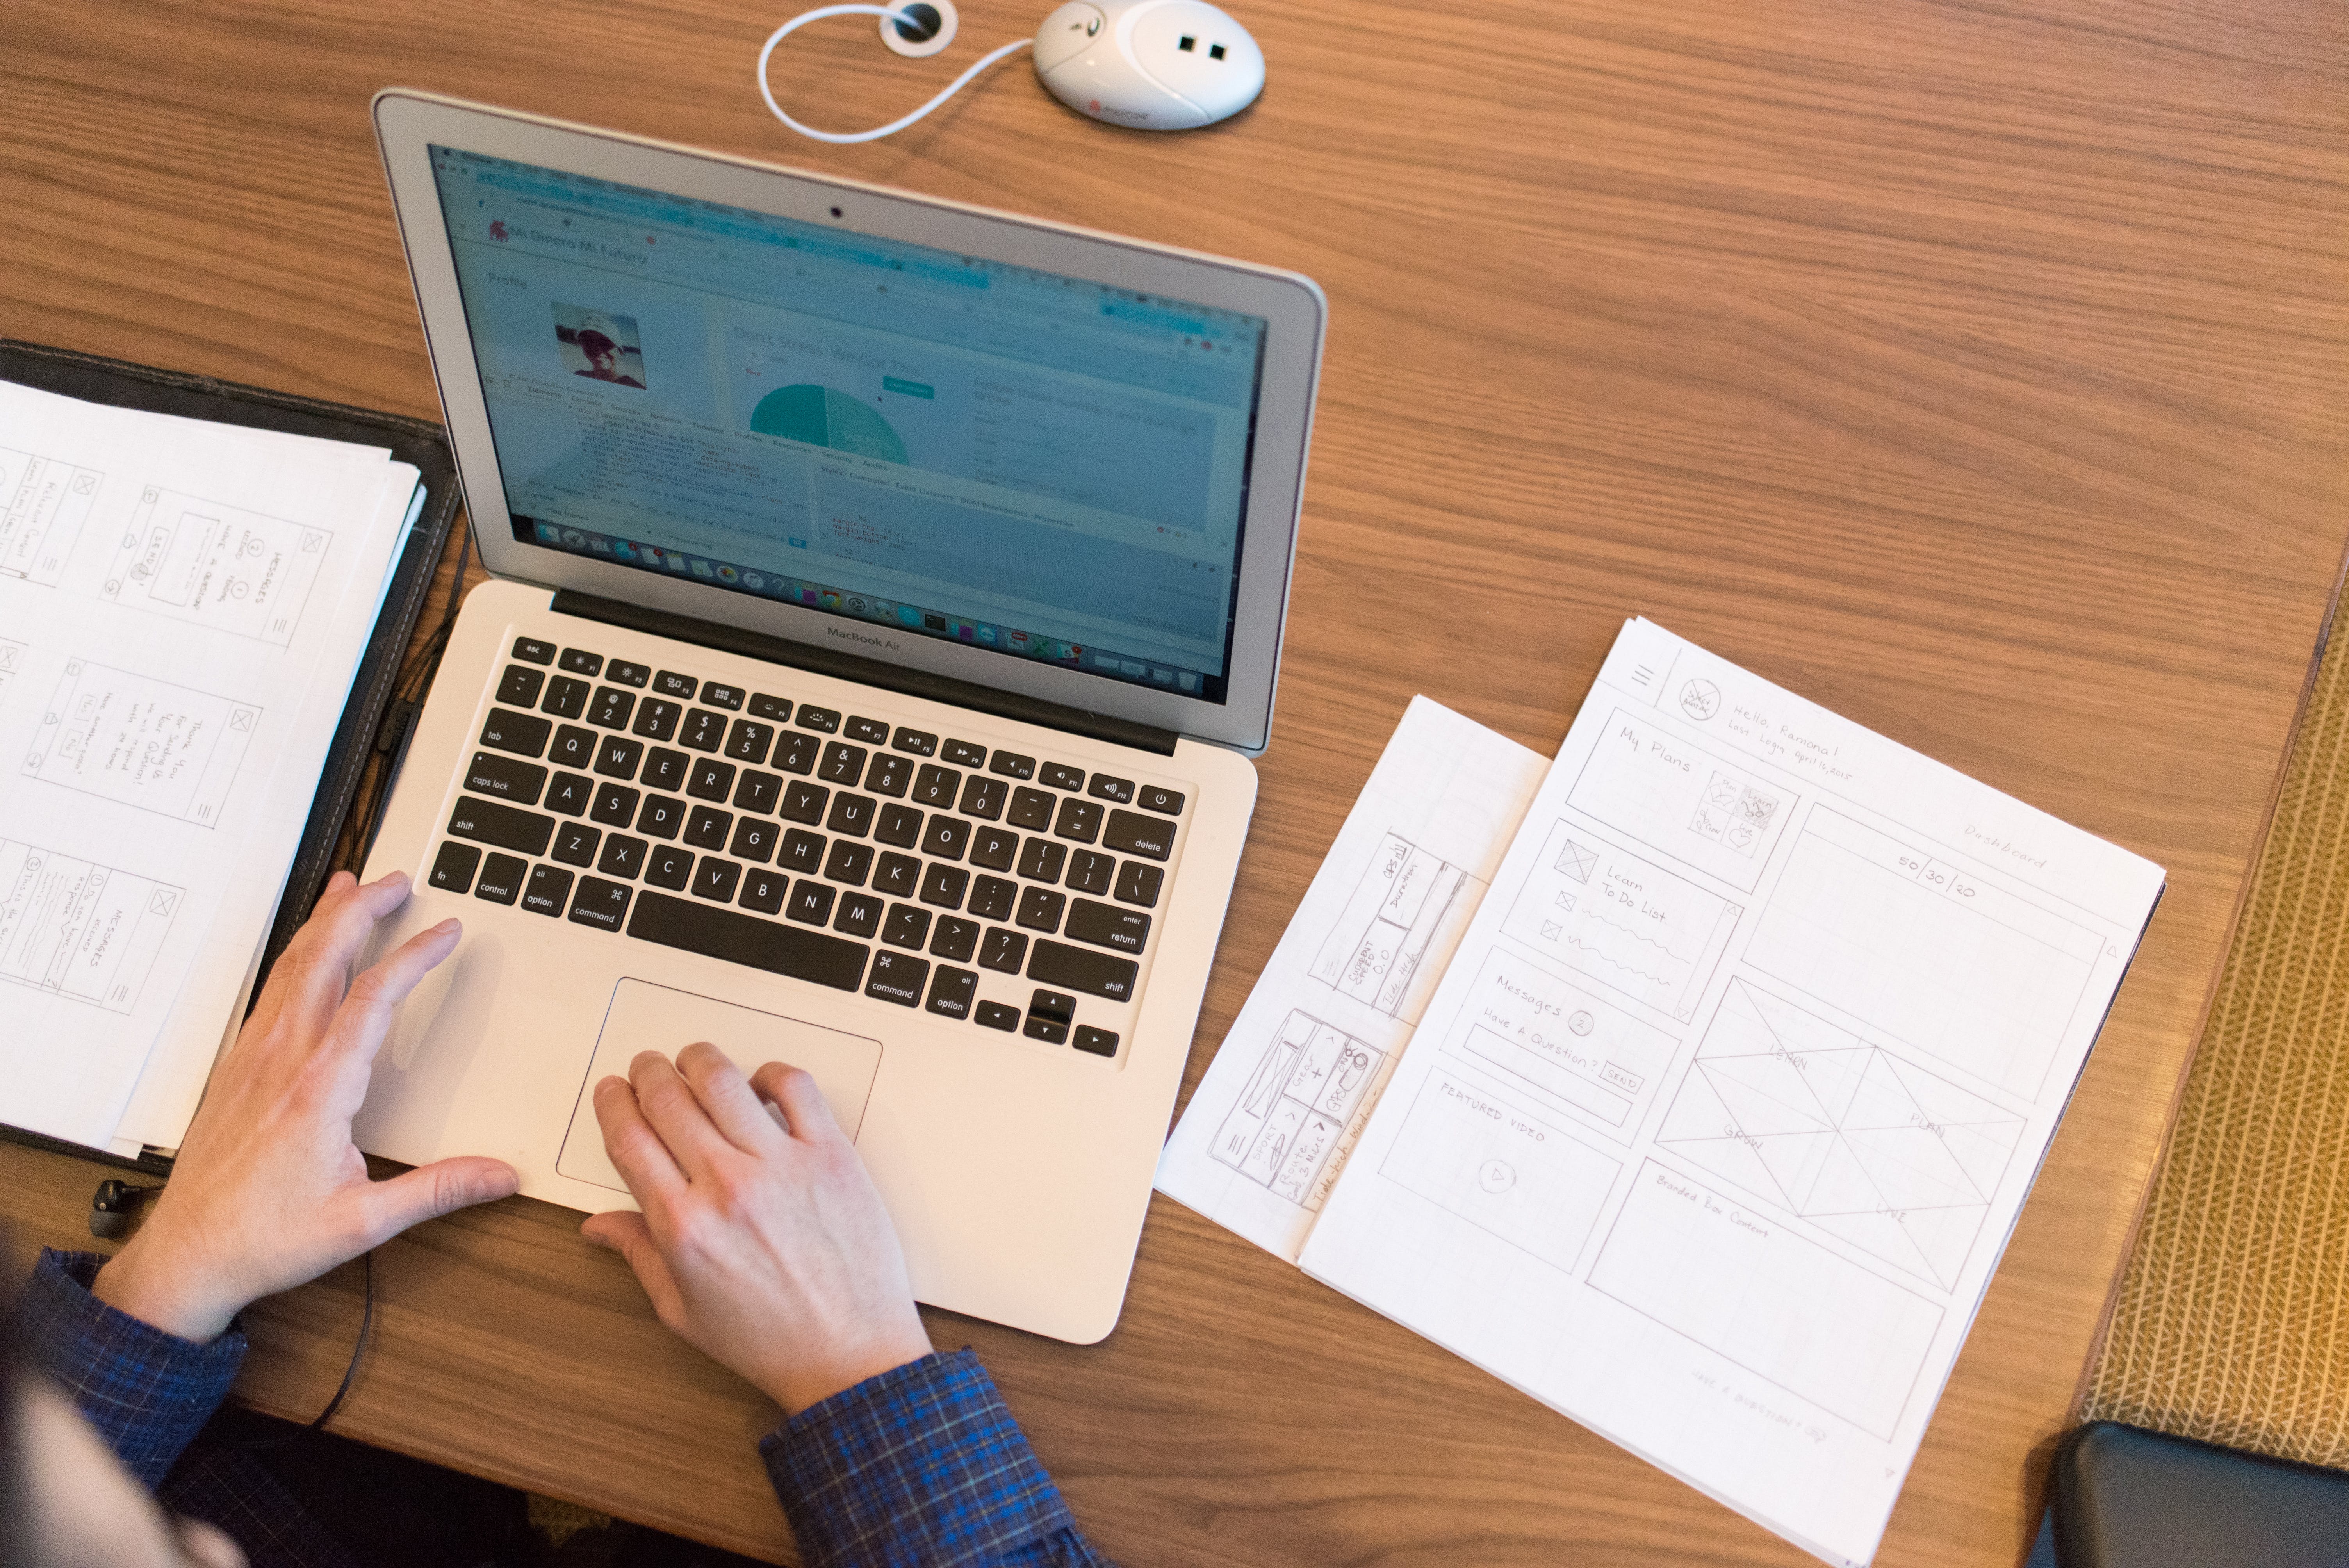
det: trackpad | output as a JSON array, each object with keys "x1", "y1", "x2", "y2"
[{"x1": 556, "y1": 979, "x2": 884, "y2": 1196}]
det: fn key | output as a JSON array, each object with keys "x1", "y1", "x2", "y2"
[{"x1": 429, "y1": 841, "x2": 480, "y2": 893}]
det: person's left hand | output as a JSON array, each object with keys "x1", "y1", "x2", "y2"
[{"x1": 94, "y1": 870, "x2": 520, "y2": 1342}]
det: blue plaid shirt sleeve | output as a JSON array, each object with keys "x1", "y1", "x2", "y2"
[
  {"x1": 18, "y1": 1248, "x2": 248, "y2": 1487},
  {"x1": 762, "y1": 1348, "x2": 1114, "y2": 1568}
]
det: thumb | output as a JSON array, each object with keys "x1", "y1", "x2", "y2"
[
  {"x1": 581, "y1": 1210, "x2": 686, "y2": 1320},
  {"x1": 356, "y1": 1156, "x2": 520, "y2": 1242}
]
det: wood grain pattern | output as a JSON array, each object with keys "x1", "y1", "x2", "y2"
[{"x1": 4, "y1": 0, "x2": 2344, "y2": 1562}]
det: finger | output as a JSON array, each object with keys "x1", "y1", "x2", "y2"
[
  {"x1": 240, "y1": 870, "x2": 356, "y2": 1041},
  {"x1": 247, "y1": 871, "x2": 414, "y2": 1043},
  {"x1": 175, "y1": 1520, "x2": 246, "y2": 1568},
  {"x1": 352, "y1": 1155, "x2": 519, "y2": 1244},
  {"x1": 592, "y1": 1073, "x2": 686, "y2": 1203},
  {"x1": 750, "y1": 1062, "x2": 845, "y2": 1147},
  {"x1": 323, "y1": 918, "x2": 462, "y2": 1073},
  {"x1": 629, "y1": 1050, "x2": 734, "y2": 1181},
  {"x1": 675, "y1": 1041, "x2": 788, "y2": 1157},
  {"x1": 580, "y1": 1210, "x2": 686, "y2": 1323}
]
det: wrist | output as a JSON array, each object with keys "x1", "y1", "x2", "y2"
[
  {"x1": 762, "y1": 1320, "x2": 935, "y2": 1417},
  {"x1": 93, "y1": 1230, "x2": 244, "y2": 1344}
]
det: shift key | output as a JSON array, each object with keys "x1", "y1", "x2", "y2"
[
  {"x1": 1026, "y1": 938, "x2": 1139, "y2": 1003},
  {"x1": 447, "y1": 796, "x2": 556, "y2": 857}
]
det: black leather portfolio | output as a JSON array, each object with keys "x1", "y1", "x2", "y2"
[{"x1": 0, "y1": 339, "x2": 463, "y2": 1174}]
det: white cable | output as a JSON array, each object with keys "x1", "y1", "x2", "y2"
[{"x1": 757, "y1": 5, "x2": 1032, "y2": 145}]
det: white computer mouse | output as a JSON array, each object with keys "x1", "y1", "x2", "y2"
[{"x1": 1032, "y1": 0, "x2": 1265, "y2": 130}]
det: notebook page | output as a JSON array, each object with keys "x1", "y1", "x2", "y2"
[
  {"x1": 0, "y1": 380, "x2": 419, "y2": 1147},
  {"x1": 106, "y1": 475, "x2": 426, "y2": 1155},
  {"x1": 1298, "y1": 619, "x2": 2164, "y2": 1567},
  {"x1": 1156, "y1": 696, "x2": 1546, "y2": 1262}
]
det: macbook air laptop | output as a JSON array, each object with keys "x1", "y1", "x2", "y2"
[{"x1": 352, "y1": 91, "x2": 1324, "y2": 1343}]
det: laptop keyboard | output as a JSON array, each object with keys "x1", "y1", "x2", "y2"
[{"x1": 422, "y1": 635, "x2": 1190, "y2": 1060}]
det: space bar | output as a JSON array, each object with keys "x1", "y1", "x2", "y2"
[{"x1": 626, "y1": 891, "x2": 870, "y2": 992}]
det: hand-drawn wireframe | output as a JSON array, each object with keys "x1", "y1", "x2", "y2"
[
  {"x1": 1443, "y1": 946, "x2": 1679, "y2": 1139},
  {"x1": 1378, "y1": 1067, "x2": 1622, "y2": 1274},
  {"x1": 0, "y1": 839, "x2": 182, "y2": 1012},
  {"x1": 1586, "y1": 1160, "x2": 1944, "y2": 1441},
  {"x1": 1691, "y1": 771, "x2": 1781, "y2": 858},
  {"x1": 24, "y1": 660, "x2": 262, "y2": 826},
  {"x1": 1654, "y1": 978, "x2": 2028, "y2": 1292},
  {"x1": 1501, "y1": 821, "x2": 1743, "y2": 1021},
  {"x1": 1565, "y1": 708, "x2": 1794, "y2": 892},
  {"x1": 1211, "y1": 1009, "x2": 1387, "y2": 1211},
  {"x1": 0, "y1": 447, "x2": 103, "y2": 586},
  {"x1": 0, "y1": 639, "x2": 25, "y2": 700},
  {"x1": 1743, "y1": 805, "x2": 2102, "y2": 1099},
  {"x1": 97, "y1": 486, "x2": 332, "y2": 646},
  {"x1": 1306, "y1": 831, "x2": 1485, "y2": 1023}
]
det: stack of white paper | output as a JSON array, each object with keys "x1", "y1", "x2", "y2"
[
  {"x1": 0, "y1": 380, "x2": 424, "y2": 1157},
  {"x1": 1157, "y1": 696, "x2": 1549, "y2": 1262},
  {"x1": 1161, "y1": 621, "x2": 2164, "y2": 1567}
]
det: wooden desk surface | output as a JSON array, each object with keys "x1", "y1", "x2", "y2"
[{"x1": 6, "y1": 1, "x2": 2344, "y2": 1562}]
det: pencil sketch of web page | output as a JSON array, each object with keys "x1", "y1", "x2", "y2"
[
  {"x1": 1378, "y1": 1067, "x2": 1623, "y2": 1275},
  {"x1": 0, "y1": 839, "x2": 183, "y2": 1013},
  {"x1": 1744, "y1": 807, "x2": 2102, "y2": 1100},
  {"x1": 1211, "y1": 1009, "x2": 1387, "y2": 1212},
  {"x1": 1307, "y1": 831, "x2": 1484, "y2": 1024},
  {"x1": 1500, "y1": 821, "x2": 1743, "y2": 1022},
  {"x1": 96, "y1": 486, "x2": 331, "y2": 646},
  {"x1": 1654, "y1": 978, "x2": 2028, "y2": 1293},
  {"x1": 1440, "y1": 946, "x2": 1680, "y2": 1139},
  {"x1": 1566, "y1": 707, "x2": 1797, "y2": 894},
  {"x1": 0, "y1": 445, "x2": 103, "y2": 586},
  {"x1": 1588, "y1": 1161, "x2": 1944, "y2": 1441},
  {"x1": 25, "y1": 659, "x2": 262, "y2": 827}
]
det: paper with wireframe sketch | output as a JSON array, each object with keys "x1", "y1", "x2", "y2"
[
  {"x1": 1154, "y1": 695, "x2": 1547, "y2": 1262},
  {"x1": 1296, "y1": 618, "x2": 2166, "y2": 1568}
]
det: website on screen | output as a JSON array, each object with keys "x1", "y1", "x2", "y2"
[{"x1": 430, "y1": 147, "x2": 1268, "y2": 698}]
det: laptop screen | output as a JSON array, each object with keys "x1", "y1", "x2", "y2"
[{"x1": 425, "y1": 147, "x2": 1267, "y2": 704}]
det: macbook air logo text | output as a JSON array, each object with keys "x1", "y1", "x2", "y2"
[{"x1": 826, "y1": 625, "x2": 900, "y2": 652}]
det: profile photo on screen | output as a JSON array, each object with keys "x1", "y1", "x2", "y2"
[{"x1": 553, "y1": 303, "x2": 645, "y2": 388}]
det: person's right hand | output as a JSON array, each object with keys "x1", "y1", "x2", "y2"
[{"x1": 579, "y1": 1044, "x2": 934, "y2": 1416}]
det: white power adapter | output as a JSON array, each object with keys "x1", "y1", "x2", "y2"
[{"x1": 758, "y1": 0, "x2": 1264, "y2": 144}]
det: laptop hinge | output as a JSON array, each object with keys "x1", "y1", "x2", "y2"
[{"x1": 550, "y1": 592, "x2": 1182, "y2": 757}]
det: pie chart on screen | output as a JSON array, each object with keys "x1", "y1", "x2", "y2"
[{"x1": 749, "y1": 384, "x2": 909, "y2": 464}]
